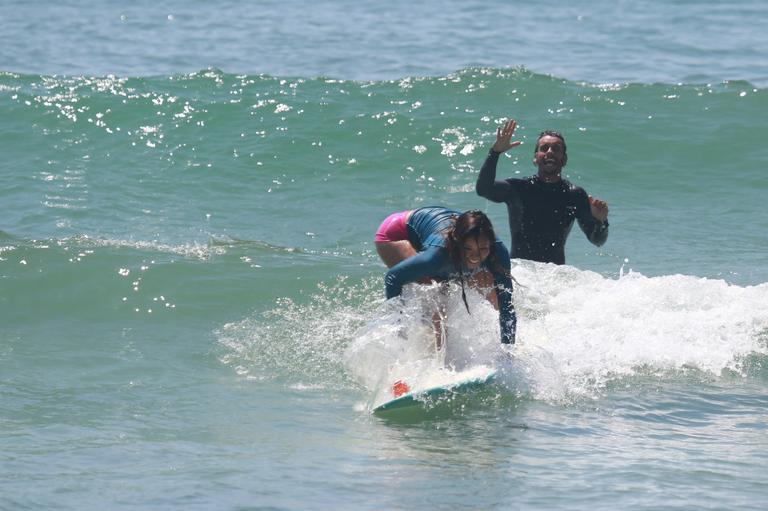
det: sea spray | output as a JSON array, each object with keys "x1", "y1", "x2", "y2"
[{"x1": 218, "y1": 261, "x2": 768, "y2": 405}]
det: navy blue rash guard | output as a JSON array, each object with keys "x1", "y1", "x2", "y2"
[
  {"x1": 476, "y1": 150, "x2": 609, "y2": 265},
  {"x1": 384, "y1": 206, "x2": 516, "y2": 344}
]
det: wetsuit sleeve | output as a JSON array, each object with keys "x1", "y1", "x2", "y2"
[
  {"x1": 491, "y1": 242, "x2": 516, "y2": 344},
  {"x1": 575, "y1": 189, "x2": 609, "y2": 247},
  {"x1": 384, "y1": 247, "x2": 447, "y2": 299},
  {"x1": 476, "y1": 150, "x2": 513, "y2": 202}
]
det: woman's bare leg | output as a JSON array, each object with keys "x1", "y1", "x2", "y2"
[
  {"x1": 377, "y1": 240, "x2": 444, "y2": 348},
  {"x1": 375, "y1": 240, "x2": 418, "y2": 268},
  {"x1": 432, "y1": 309, "x2": 445, "y2": 351}
]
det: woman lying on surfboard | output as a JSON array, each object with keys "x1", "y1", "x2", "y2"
[{"x1": 374, "y1": 207, "x2": 516, "y2": 345}]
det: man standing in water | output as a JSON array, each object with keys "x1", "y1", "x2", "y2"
[{"x1": 476, "y1": 118, "x2": 609, "y2": 265}]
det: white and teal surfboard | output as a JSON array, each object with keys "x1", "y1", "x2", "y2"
[{"x1": 372, "y1": 365, "x2": 497, "y2": 414}]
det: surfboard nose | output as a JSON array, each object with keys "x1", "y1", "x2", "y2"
[{"x1": 392, "y1": 380, "x2": 410, "y2": 397}]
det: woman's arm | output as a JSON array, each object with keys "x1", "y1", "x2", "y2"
[
  {"x1": 384, "y1": 247, "x2": 448, "y2": 298},
  {"x1": 491, "y1": 242, "x2": 516, "y2": 344}
]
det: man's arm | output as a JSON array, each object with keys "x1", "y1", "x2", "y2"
[
  {"x1": 576, "y1": 192, "x2": 609, "y2": 247},
  {"x1": 476, "y1": 119, "x2": 522, "y2": 202}
]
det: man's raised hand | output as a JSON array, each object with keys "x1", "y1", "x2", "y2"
[{"x1": 492, "y1": 119, "x2": 523, "y2": 153}]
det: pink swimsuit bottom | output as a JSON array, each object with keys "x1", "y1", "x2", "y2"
[{"x1": 374, "y1": 211, "x2": 410, "y2": 243}]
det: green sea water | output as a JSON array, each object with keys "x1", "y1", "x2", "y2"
[
  {"x1": 2, "y1": 68, "x2": 767, "y2": 510},
  {"x1": 2, "y1": 1, "x2": 768, "y2": 509}
]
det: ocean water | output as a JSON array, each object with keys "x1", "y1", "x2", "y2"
[{"x1": 2, "y1": 1, "x2": 768, "y2": 510}]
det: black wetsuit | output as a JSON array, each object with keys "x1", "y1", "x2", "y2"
[{"x1": 476, "y1": 150, "x2": 609, "y2": 265}]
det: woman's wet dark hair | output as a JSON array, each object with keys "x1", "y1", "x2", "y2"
[{"x1": 443, "y1": 210, "x2": 504, "y2": 313}]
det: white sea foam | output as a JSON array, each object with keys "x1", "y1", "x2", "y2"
[
  {"x1": 219, "y1": 263, "x2": 768, "y2": 404},
  {"x1": 69, "y1": 235, "x2": 226, "y2": 260},
  {"x1": 347, "y1": 261, "x2": 768, "y2": 403},
  {"x1": 509, "y1": 261, "x2": 768, "y2": 397}
]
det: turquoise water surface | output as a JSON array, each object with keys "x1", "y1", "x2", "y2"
[{"x1": 2, "y1": 1, "x2": 768, "y2": 510}]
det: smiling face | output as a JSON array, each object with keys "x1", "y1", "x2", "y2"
[
  {"x1": 534, "y1": 134, "x2": 567, "y2": 182},
  {"x1": 446, "y1": 210, "x2": 497, "y2": 274},
  {"x1": 462, "y1": 235, "x2": 491, "y2": 269}
]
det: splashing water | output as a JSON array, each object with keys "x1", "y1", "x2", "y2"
[
  {"x1": 506, "y1": 261, "x2": 768, "y2": 401},
  {"x1": 218, "y1": 261, "x2": 768, "y2": 405}
]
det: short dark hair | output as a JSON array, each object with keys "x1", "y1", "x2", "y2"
[{"x1": 535, "y1": 130, "x2": 567, "y2": 156}]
